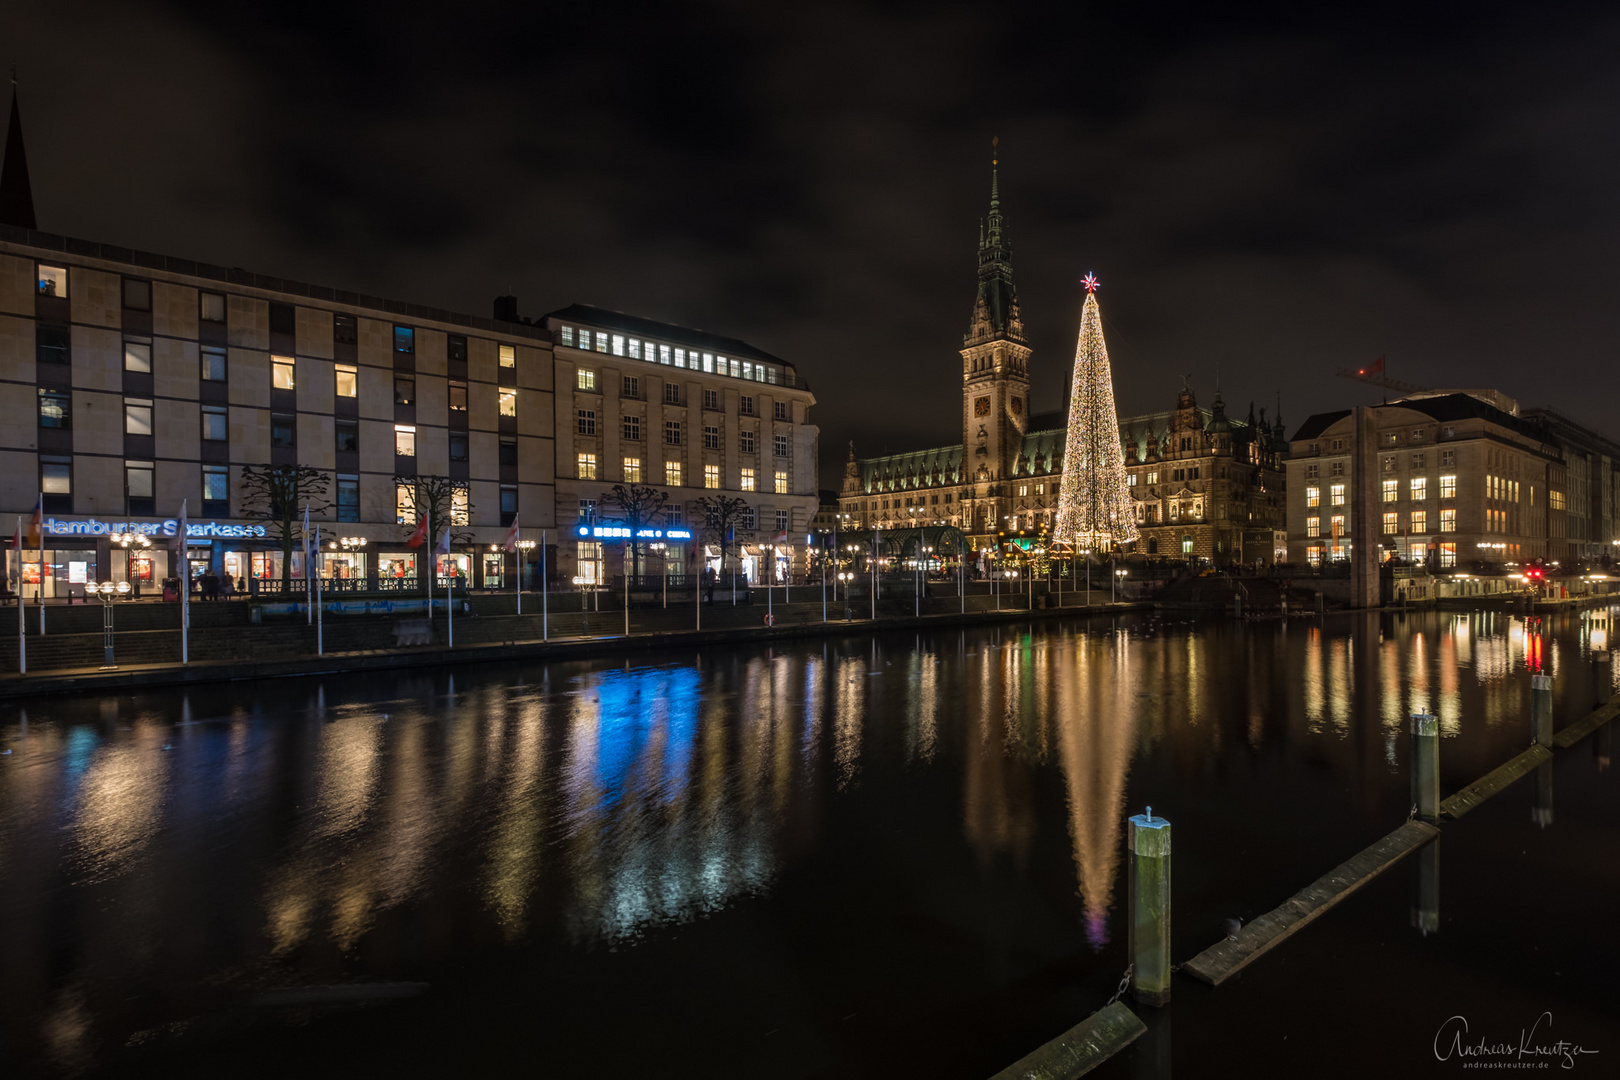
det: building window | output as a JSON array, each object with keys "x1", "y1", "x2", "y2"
[
  {"x1": 704, "y1": 425, "x2": 722, "y2": 450},
  {"x1": 1307, "y1": 545, "x2": 1322, "y2": 567},
  {"x1": 448, "y1": 335, "x2": 467, "y2": 362},
  {"x1": 594, "y1": 334, "x2": 608, "y2": 354},
  {"x1": 559, "y1": 326, "x2": 574, "y2": 347},
  {"x1": 774, "y1": 400, "x2": 789, "y2": 421},
  {"x1": 666, "y1": 461, "x2": 683, "y2": 487},
  {"x1": 737, "y1": 429, "x2": 753, "y2": 453},
  {"x1": 578, "y1": 330, "x2": 593, "y2": 352},
  {"x1": 41, "y1": 456, "x2": 71, "y2": 512},
  {"x1": 1411, "y1": 453, "x2": 1426, "y2": 469},
  {"x1": 1410, "y1": 477, "x2": 1427, "y2": 501},
  {"x1": 740, "y1": 468, "x2": 756, "y2": 491},
  {"x1": 1410, "y1": 510, "x2": 1427, "y2": 532},
  {"x1": 665, "y1": 420, "x2": 683, "y2": 445},
  {"x1": 122, "y1": 278, "x2": 151, "y2": 311},
  {"x1": 1382, "y1": 456, "x2": 1396, "y2": 473},
  {"x1": 1305, "y1": 485, "x2": 1320, "y2": 508},
  {"x1": 1128, "y1": 474, "x2": 1138, "y2": 487},
  {"x1": 1330, "y1": 462, "x2": 1344, "y2": 477},
  {"x1": 1382, "y1": 512, "x2": 1398, "y2": 535},
  {"x1": 1306, "y1": 515, "x2": 1321, "y2": 538},
  {"x1": 1330, "y1": 514, "x2": 1345, "y2": 536},
  {"x1": 741, "y1": 507, "x2": 756, "y2": 530},
  {"x1": 775, "y1": 469, "x2": 788, "y2": 494},
  {"x1": 628, "y1": 339, "x2": 642, "y2": 360},
  {"x1": 740, "y1": 395, "x2": 755, "y2": 416},
  {"x1": 201, "y1": 347, "x2": 227, "y2": 382},
  {"x1": 577, "y1": 452, "x2": 598, "y2": 479},
  {"x1": 335, "y1": 364, "x2": 358, "y2": 398},
  {"x1": 1441, "y1": 449, "x2": 1456, "y2": 467},
  {"x1": 38, "y1": 389, "x2": 70, "y2": 429},
  {"x1": 37, "y1": 264, "x2": 67, "y2": 297},
  {"x1": 396, "y1": 483, "x2": 414, "y2": 524},
  {"x1": 775, "y1": 509, "x2": 789, "y2": 532},
  {"x1": 577, "y1": 409, "x2": 597, "y2": 436},
  {"x1": 336, "y1": 421, "x2": 359, "y2": 453},
  {"x1": 395, "y1": 425, "x2": 416, "y2": 457},
  {"x1": 123, "y1": 461, "x2": 156, "y2": 514},
  {"x1": 124, "y1": 338, "x2": 152, "y2": 373},
  {"x1": 498, "y1": 437, "x2": 517, "y2": 466},
  {"x1": 272, "y1": 357, "x2": 296, "y2": 391},
  {"x1": 1146, "y1": 471, "x2": 1158, "y2": 485},
  {"x1": 500, "y1": 485, "x2": 518, "y2": 523},
  {"x1": 1411, "y1": 428, "x2": 1426, "y2": 442},
  {"x1": 452, "y1": 487, "x2": 470, "y2": 527},
  {"x1": 201, "y1": 464, "x2": 228, "y2": 516},
  {"x1": 125, "y1": 399, "x2": 154, "y2": 436},
  {"x1": 704, "y1": 388, "x2": 719, "y2": 410},
  {"x1": 1382, "y1": 479, "x2": 1398, "y2": 503},
  {"x1": 450, "y1": 434, "x2": 469, "y2": 462},
  {"x1": 36, "y1": 324, "x2": 68, "y2": 365},
  {"x1": 201, "y1": 406, "x2": 228, "y2": 442},
  {"x1": 448, "y1": 381, "x2": 468, "y2": 412},
  {"x1": 659, "y1": 345, "x2": 672, "y2": 365},
  {"x1": 1440, "y1": 474, "x2": 1457, "y2": 499},
  {"x1": 665, "y1": 383, "x2": 682, "y2": 405},
  {"x1": 334, "y1": 314, "x2": 357, "y2": 345},
  {"x1": 499, "y1": 390, "x2": 517, "y2": 417},
  {"x1": 1330, "y1": 484, "x2": 1345, "y2": 506},
  {"x1": 499, "y1": 344, "x2": 516, "y2": 371},
  {"x1": 774, "y1": 434, "x2": 790, "y2": 458},
  {"x1": 196, "y1": 291, "x2": 224, "y2": 323},
  {"x1": 336, "y1": 475, "x2": 359, "y2": 522},
  {"x1": 623, "y1": 457, "x2": 642, "y2": 483},
  {"x1": 622, "y1": 375, "x2": 639, "y2": 399},
  {"x1": 393, "y1": 326, "x2": 414, "y2": 353},
  {"x1": 271, "y1": 414, "x2": 296, "y2": 448},
  {"x1": 578, "y1": 369, "x2": 596, "y2": 391},
  {"x1": 1439, "y1": 542, "x2": 1457, "y2": 567},
  {"x1": 607, "y1": 334, "x2": 623, "y2": 357},
  {"x1": 1440, "y1": 508, "x2": 1457, "y2": 532},
  {"x1": 622, "y1": 416, "x2": 641, "y2": 441},
  {"x1": 704, "y1": 464, "x2": 721, "y2": 489},
  {"x1": 394, "y1": 376, "x2": 416, "y2": 406}
]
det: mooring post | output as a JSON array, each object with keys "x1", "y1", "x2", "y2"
[
  {"x1": 1531, "y1": 673, "x2": 1553, "y2": 746},
  {"x1": 1411, "y1": 712, "x2": 1439, "y2": 821},
  {"x1": 1127, "y1": 807, "x2": 1172, "y2": 1007},
  {"x1": 1411, "y1": 837, "x2": 1440, "y2": 937}
]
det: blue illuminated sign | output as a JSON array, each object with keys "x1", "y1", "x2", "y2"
[{"x1": 575, "y1": 524, "x2": 693, "y2": 541}]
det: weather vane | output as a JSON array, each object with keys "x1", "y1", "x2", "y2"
[{"x1": 1082, "y1": 272, "x2": 1100, "y2": 293}]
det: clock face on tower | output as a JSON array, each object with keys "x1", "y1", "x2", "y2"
[
  {"x1": 974, "y1": 397, "x2": 991, "y2": 417},
  {"x1": 1011, "y1": 397, "x2": 1023, "y2": 415}
]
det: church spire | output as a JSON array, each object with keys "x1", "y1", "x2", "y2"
[
  {"x1": 1, "y1": 73, "x2": 37, "y2": 230},
  {"x1": 965, "y1": 137, "x2": 1024, "y2": 347}
]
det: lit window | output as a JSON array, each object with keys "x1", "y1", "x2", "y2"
[
  {"x1": 1147, "y1": 471, "x2": 1159, "y2": 485},
  {"x1": 124, "y1": 339, "x2": 152, "y2": 373},
  {"x1": 1306, "y1": 516, "x2": 1321, "y2": 538},
  {"x1": 1382, "y1": 480, "x2": 1398, "y2": 503},
  {"x1": 393, "y1": 326, "x2": 414, "y2": 353},
  {"x1": 628, "y1": 339, "x2": 642, "y2": 360},
  {"x1": 595, "y1": 334, "x2": 608, "y2": 354},
  {"x1": 1383, "y1": 512, "x2": 1398, "y2": 535},
  {"x1": 611, "y1": 334, "x2": 625, "y2": 356},
  {"x1": 1330, "y1": 515, "x2": 1345, "y2": 536},
  {"x1": 335, "y1": 364, "x2": 358, "y2": 398},
  {"x1": 272, "y1": 357, "x2": 296, "y2": 390},
  {"x1": 560, "y1": 326, "x2": 574, "y2": 347},
  {"x1": 1440, "y1": 474, "x2": 1457, "y2": 499},
  {"x1": 396, "y1": 483, "x2": 415, "y2": 524},
  {"x1": 201, "y1": 465, "x2": 228, "y2": 503},
  {"x1": 37, "y1": 264, "x2": 67, "y2": 297},
  {"x1": 1307, "y1": 545, "x2": 1322, "y2": 567},
  {"x1": 38, "y1": 389, "x2": 70, "y2": 429},
  {"x1": 578, "y1": 369, "x2": 596, "y2": 391},
  {"x1": 395, "y1": 425, "x2": 416, "y2": 457},
  {"x1": 500, "y1": 344, "x2": 516, "y2": 369},
  {"x1": 500, "y1": 390, "x2": 517, "y2": 417},
  {"x1": 1439, "y1": 542, "x2": 1457, "y2": 567},
  {"x1": 125, "y1": 399, "x2": 153, "y2": 436},
  {"x1": 1410, "y1": 510, "x2": 1427, "y2": 532},
  {"x1": 740, "y1": 468, "x2": 755, "y2": 491},
  {"x1": 1305, "y1": 485, "x2": 1320, "y2": 507},
  {"x1": 774, "y1": 470, "x2": 788, "y2": 494},
  {"x1": 1330, "y1": 484, "x2": 1346, "y2": 506},
  {"x1": 660, "y1": 344, "x2": 671, "y2": 364},
  {"x1": 577, "y1": 452, "x2": 598, "y2": 479},
  {"x1": 449, "y1": 382, "x2": 468, "y2": 412},
  {"x1": 201, "y1": 406, "x2": 228, "y2": 442},
  {"x1": 623, "y1": 457, "x2": 642, "y2": 483},
  {"x1": 1440, "y1": 508, "x2": 1457, "y2": 532},
  {"x1": 452, "y1": 487, "x2": 469, "y2": 527},
  {"x1": 201, "y1": 347, "x2": 226, "y2": 382},
  {"x1": 705, "y1": 464, "x2": 721, "y2": 489},
  {"x1": 1410, "y1": 477, "x2": 1427, "y2": 501},
  {"x1": 665, "y1": 461, "x2": 683, "y2": 487}
]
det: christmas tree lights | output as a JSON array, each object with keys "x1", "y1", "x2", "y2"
[{"x1": 1053, "y1": 277, "x2": 1139, "y2": 552}]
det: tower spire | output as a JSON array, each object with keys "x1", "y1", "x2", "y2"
[
  {"x1": 1, "y1": 73, "x2": 37, "y2": 230},
  {"x1": 965, "y1": 137, "x2": 1023, "y2": 346}
]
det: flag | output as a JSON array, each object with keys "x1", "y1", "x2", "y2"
[
  {"x1": 435, "y1": 526, "x2": 452, "y2": 557},
  {"x1": 406, "y1": 516, "x2": 428, "y2": 548},
  {"x1": 773, "y1": 531, "x2": 788, "y2": 546},
  {"x1": 26, "y1": 494, "x2": 41, "y2": 547},
  {"x1": 503, "y1": 513, "x2": 521, "y2": 553},
  {"x1": 725, "y1": 525, "x2": 735, "y2": 546}
]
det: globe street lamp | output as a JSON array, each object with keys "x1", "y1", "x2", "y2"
[
  {"x1": 83, "y1": 580, "x2": 131, "y2": 668},
  {"x1": 112, "y1": 531, "x2": 150, "y2": 598},
  {"x1": 1114, "y1": 567, "x2": 1127, "y2": 605}
]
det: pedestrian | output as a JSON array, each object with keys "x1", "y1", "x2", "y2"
[
  {"x1": 221, "y1": 573, "x2": 236, "y2": 599},
  {"x1": 705, "y1": 566, "x2": 717, "y2": 605}
]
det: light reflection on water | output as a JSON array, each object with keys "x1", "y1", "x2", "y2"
[{"x1": 0, "y1": 606, "x2": 1615, "y2": 1072}]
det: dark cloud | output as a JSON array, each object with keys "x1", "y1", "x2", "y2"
[{"x1": 9, "y1": 1, "x2": 1620, "y2": 479}]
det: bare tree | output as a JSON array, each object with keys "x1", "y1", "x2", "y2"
[
  {"x1": 695, "y1": 494, "x2": 750, "y2": 581},
  {"x1": 394, "y1": 474, "x2": 473, "y2": 583},
  {"x1": 599, "y1": 483, "x2": 669, "y2": 578},
  {"x1": 239, "y1": 464, "x2": 332, "y2": 583}
]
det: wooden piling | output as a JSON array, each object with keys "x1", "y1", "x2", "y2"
[
  {"x1": 1410, "y1": 712, "x2": 1439, "y2": 820},
  {"x1": 1127, "y1": 810, "x2": 1172, "y2": 1007},
  {"x1": 1531, "y1": 673, "x2": 1553, "y2": 746}
]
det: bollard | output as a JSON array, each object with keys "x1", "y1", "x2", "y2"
[
  {"x1": 1411, "y1": 713, "x2": 1439, "y2": 821},
  {"x1": 1531, "y1": 674, "x2": 1553, "y2": 746},
  {"x1": 1411, "y1": 838, "x2": 1440, "y2": 937},
  {"x1": 1127, "y1": 807, "x2": 1172, "y2": 1007}
]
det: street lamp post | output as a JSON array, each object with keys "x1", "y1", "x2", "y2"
[
  {"x1": 516, "y1": 539, "x2": 537, "y2": 614},
  {"x1": 112, "y1": 532, "x2": 151, "y2": 598},
  {"x1": 83, "y1": 580, "x2": 130, "y2": 668},
  {"x1": 1114, "y1": 567, "x2": 1127, "y2": 605}
]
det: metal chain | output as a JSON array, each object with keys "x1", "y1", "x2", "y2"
[{"x1": 1104, "y1": 962, "x2": 1135, "y2": 1008}]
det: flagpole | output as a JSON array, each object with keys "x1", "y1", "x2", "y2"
[
  {"x1": 37, "y1": 492, "x2": 45, "y2": 637},
  {"x1": 515, "y1": 532, "x2": 522, "y2": 617},
  {"x1": 179, "y1": 500, "x2": 189, "y2": 665},
  {"x1": 541, "y1": 529, "x2": 548, "y2": 641},
  {"x1": 16, "y1": 518, "x2": 25, "y2": 675},
  {"x1": 316, "y1": 525, "x2": 323, "y2": 656},
  {"x1": 448, "y1": 548, "x2": 454, "y2": 648}
]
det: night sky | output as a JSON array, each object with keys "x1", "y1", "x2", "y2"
[{"x1": 9, "y1": 2, "x2": 1620, "y2": 486}]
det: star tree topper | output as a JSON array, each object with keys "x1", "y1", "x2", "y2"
[{"x1": 1081, "y1": 272, "x2": 1100, "y2": 293}]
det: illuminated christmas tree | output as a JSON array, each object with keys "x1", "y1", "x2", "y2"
[{"x1": 1053, "y1": 275, "x2": 1139, "y2": 552}]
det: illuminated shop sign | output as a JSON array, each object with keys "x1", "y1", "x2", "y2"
[
  {"x1": 42, "y1": 517, "x2": 269, "y2": 539},
  {"x1": 574, "y1": 524, "x2": 693, "y2": 541}
]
